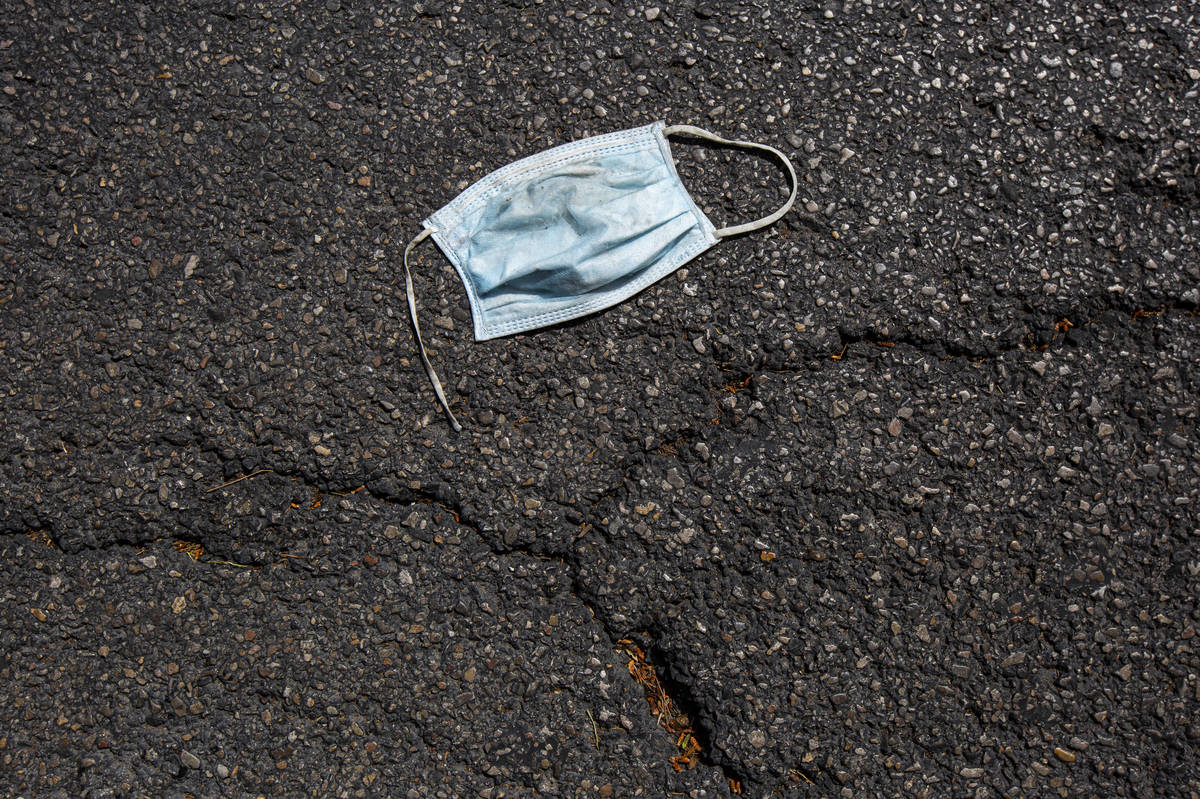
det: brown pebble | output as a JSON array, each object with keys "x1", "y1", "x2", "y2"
[
  {"x1": 30, "y1": 608, "x2": 46, "y2": 621},
  {"x1": 1053, "y1": 746, "x2": 1076, "y2": 763}
]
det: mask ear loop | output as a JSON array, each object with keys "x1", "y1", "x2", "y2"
[
  {"x1": 404, "y1": 226, "x2": 463, "y2": 432},
  {"x1": 663, "y1": 124, "x2": 798, "y2": 238}
]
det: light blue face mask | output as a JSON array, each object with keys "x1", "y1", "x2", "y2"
[{"x1": 403, "y1": 121, "x2": 798, "y2": 430}]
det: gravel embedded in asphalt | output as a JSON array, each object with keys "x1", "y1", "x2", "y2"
[{"x1": 2, "y1": 1, "x2": 1198, "y2": 796}]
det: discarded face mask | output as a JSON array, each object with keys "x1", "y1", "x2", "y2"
[{"x1": 404, "y1": 121, "x2": 798, "y2": 430}]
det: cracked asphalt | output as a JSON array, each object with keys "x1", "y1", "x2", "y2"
[{"x1": 2, "y1": 1, "x2": 1198, "y2": 797}]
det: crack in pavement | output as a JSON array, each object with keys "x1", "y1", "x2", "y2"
[
  {"x1": 190, "y1": 465, "x2": 729, "y2": 784},
  {"x1": 745, "y1": 302, "x2": 1200, "y2": 373},
  {"x1": 202, "y1": 464, "x2": 754, "y2": 789},
  {"x1": 2, "y1": 295, "x2": 1193, "y2": 795}
]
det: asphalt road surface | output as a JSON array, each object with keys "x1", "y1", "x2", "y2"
[{"x1": 2, "y1": 1, "x2": 1198, "y2": 797}]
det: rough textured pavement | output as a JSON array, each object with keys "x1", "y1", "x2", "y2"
[{"x1": 2, "y1": 1, "x2": 1199, "y2": 797}]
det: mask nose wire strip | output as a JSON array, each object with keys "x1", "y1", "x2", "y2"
[
  {"x1": 403, "y1": 226, "x2": 463, "y2": 432},
  {"x1": 663, "y1": 123, "x2": 798, "y2": 238}
]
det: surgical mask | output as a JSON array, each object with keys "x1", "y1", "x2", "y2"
[{"x1": 403, "y1": 121, "x2": 797, "y2": 430}]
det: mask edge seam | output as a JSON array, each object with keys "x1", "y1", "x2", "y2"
[
  {"x1": 655, "y1": 124, "x2": 719, "y2": 240},
  {"x1": 427, "y1": 225, "x2": 489, "y2": 342}
]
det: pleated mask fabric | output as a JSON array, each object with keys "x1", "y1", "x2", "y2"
[{"x1": 403, "y1": 121, "x2": 797, "y2": 431}]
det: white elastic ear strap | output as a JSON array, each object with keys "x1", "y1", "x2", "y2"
[
  {"x1": 663, "y1": 123, "x2": 798, "y2": 238},
  {"x1": 403, "y1": 226, "x2": 463, "y2": 432}
]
